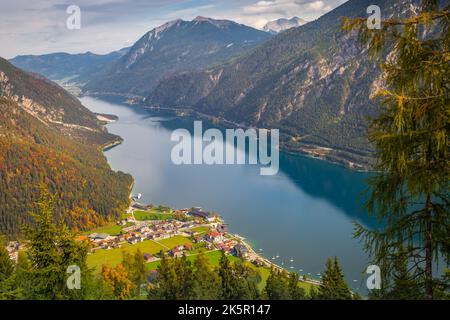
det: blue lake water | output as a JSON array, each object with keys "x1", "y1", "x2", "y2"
[{"x1": 82, "y1": 96, "x2": 376, "y2": 293}]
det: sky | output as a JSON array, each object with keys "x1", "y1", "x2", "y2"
[{"x1": 0, "y1": 0, "x2": 347, "y2": 59}]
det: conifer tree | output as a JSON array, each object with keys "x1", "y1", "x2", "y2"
[
  {"x1": 151, "y1": 251, "x2": 178, "y2": 299},
  {"x1": 288, "y1": 272, "x2": 306, "y2": 300},
  {"x1": 192, "y1": 250, "x2": 221, "y2": 299},
  {"x1": 218, "y1": 251, "x2": 236, "y2": 299},
  {"x1": 318, "y1": 257, "x2": 352, "y2": 300},
  {"x1": 122, "y1": 249, "x2": 148, "y2": 296},
  {"x1": 265, "y1": 268, "x2": 290, "y2": 300},
  {"x1": 343, "y1": 0, "x2": 450, "y2": 299},
  {"x1": 21, "y1": 190, "x2": 90, "y2": 300}
]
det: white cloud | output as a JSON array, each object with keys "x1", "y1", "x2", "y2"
[{"x1": 0, "y1": 0, "x2": 346, "y2": 58}]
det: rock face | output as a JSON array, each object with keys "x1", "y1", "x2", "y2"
[
  {"x1": 263, "y1": 17, "x2": 307, "y2": 34},
  {"x1": 83, "y1": 17, "x2": 272, "y2": 97},
  {"x1": 146, "y1": 0, "x2": 421, "y2": 168},
  {"x1": 0, "y1": 57, "x2": 120, "y2": 145}
]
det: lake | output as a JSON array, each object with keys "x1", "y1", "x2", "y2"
[{"x1": 82, "y1": 96, "x2": 375, "y2": 293}]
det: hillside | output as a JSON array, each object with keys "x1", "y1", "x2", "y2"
[
  {"x1": 146, "y1": 0, "x2": 421, "y2": 169},
  {"x1": 10, "y1": 48, "x2": 129, "y2": 86},
  {"x1": 83, "y1": 17, "x2": 272, "y2": 97},
  {"x1": 0, "y1": 58, "x2": 132, "y2": 238}
]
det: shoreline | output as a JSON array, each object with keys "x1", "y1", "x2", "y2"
[
  {"x1": 81, "y1": 92, "x2": 373, "y2": 172},
  {"x1": 143, "y1": 105, "x2": 374, "y2": 172},
  {"x1": 92, "y1": 101, "x2": 322, "y2": 288}
]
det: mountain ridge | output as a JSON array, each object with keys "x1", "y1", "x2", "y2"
[
  {"x1": 263, "y1": 17, "x2": 308, "y2": 34},
  {"x1": 83, "y1": 17, "x2": 272, "y2": 97},
  {"x1": 145, "y1": 0, "x2": 422, "y2": 169}
]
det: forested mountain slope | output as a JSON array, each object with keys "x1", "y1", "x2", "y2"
[
  {"x1": 146, "y1": 0, "x2": 421, "y2": 168},
  {"x1": 83, "y1": 17, "x2": 272, "y2": 97},
  {"x1": 0, "y1": 58, "x2": 132, "y2": 238}
]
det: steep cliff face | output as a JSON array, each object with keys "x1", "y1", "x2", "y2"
[
  {"x1": 146, "y1": 0, "x2": 421, "y2": 168},
  {"x1": 0, "y1": 57, "x2": 121, "y2": 146}
]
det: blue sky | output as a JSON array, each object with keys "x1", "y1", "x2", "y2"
[{"x1": 0, "y1": 0, "x2": 347, "y2": 59}]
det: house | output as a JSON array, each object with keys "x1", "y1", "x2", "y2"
[
  {"x1": 169, "y1": 247, "x2": 184, "y2": 258},
  {"x1": 217, "y1": 224, "x2": 229, "y2": 234},
  {"x1": 143, "y1": 253, "x2": 155, "y2": 262},
  {"x1": 193, "y1": 235, "x2": 205, "y2": 243},
  {"x1": 128, "y1": 236, "x2": 143, "y2": 244},
  {"x1": 233, "y1": 244, "x2": 248, "y2": 258},
  {"x1": 206, "y1": 231, "x2": 224, "y2": 243},
  {"x1": 89, "y1": 233, "x2": 111, "y2": 242}
]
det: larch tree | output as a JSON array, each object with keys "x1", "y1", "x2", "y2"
[{"x1": 342, "y1": 0, "x2": 449, "y2": 299}]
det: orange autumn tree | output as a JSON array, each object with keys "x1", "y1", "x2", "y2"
[{"x1": 101, "y1": 264, "x2": 134, "y2": 300}]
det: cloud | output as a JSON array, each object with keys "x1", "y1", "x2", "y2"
[
  {"x1": 236, "y1": 0, "x2": 343, "y2": 28},
  {"x1": 0, "y1": 0, "x2": 345, "y2": 58}
]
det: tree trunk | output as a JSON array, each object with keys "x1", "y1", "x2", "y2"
[{"x1": 425, "y1": 193, "x2": 433, "y2": 299}]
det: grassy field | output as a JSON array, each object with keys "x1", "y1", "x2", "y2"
[
  {"x1": 133, "y1": 210, "x2": 174, "y2": 221},
  {"x1": 191, "y1": 226, "x2": 210, "y2": 234},
  {"x1": 157, "y1": 236, "x2": 192, "y2": 249},
  {"x1": 82, "y1": 223, "x2": 128, "y2": 236},
  {"x1": 87, "y1": 235, "x2": 195, "y2": 272},
  {"x1": 87, "y1": 240, "x2": 166, "y2": 272}
]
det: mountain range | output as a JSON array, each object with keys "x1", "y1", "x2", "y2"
[
  {"x1": 263, "y1": 17, "x2": 307, "y2": 34},
  {"x1": 10, "y1": 48, "x2": 129, "y2": 86},
  {"x1": 83, "y1": 16, "x2": 272, "y2": 97},
  {"x1": 0, "y1": 58, "x2": 132, "y2": 237},
  {"x1": 8, "y1": 0, "x2": 422, "y2": 169},
  {"x1": 145, "y1": 0, "x2": 420, "y2": 168}
]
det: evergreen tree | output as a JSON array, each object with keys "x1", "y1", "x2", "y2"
[
  {"x1": 218, "y1": 251, "x2": 236, "y2": 299},
  {"x1": 122, "y1": 249, "x2": 148, "y2": 296},
  {"x1": 265, "y1": 268, "x2": 290, "y2": 300},
  {"x1": 175, "y1": 255, "x2": 195, "y2": 299},
  {"x1": 20, "y1": 190, "x2": 90, "y2": 300},
  {"x1": 192, "y1": 250, "x2": 221, "y2": 299},
  {"x1": 317, "y1": 257, "x2": 352, "y2": 300},
  {"x1": 0, "y1": 237, "x2": 20, "y2": 300},
  {"x1": 151, "y1": 251, "x2": 179, "y2": 300},
  {"x1": 232, "y1": 261, "x2": 260, "y2": 300},
  {"x1": 288, "y1": 272, "x2": 306, "y2": 300},
  {"x1": 384, "y1": 247, "x2": 424, "y2": 299},
  {"x1": 0, "y1": 237, "x2": 13, "y2": 281},
  {"x1": 343, "y1": 0, "x2": 450, "y2": 299}
]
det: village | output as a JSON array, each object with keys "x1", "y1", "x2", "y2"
[
  {"x1": 3, "y1": 201, "x2": 321, "y2": 288},
  {"x1": 81, "y1": 203, "x2": 266, "y2": 269}
]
